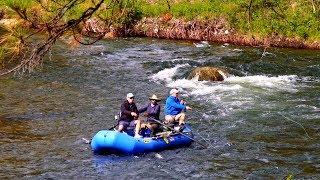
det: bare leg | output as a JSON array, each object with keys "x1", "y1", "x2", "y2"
[
  {"x1": 165, "y1": 115, "x2": 175, "y2": 124},
  {"x1": 118, "y1": 124, "x2": 124, "y2": 132},
  {"x1": 134, "y1": 120, "x2": 141, "y2": 135},
  {"x1": 176, "y1": 113, "x2": 186, "y2": 125}
]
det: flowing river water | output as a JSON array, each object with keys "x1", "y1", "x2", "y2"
[{"x1": 0, "y1": 38, "x2": 319, "y2": 179}]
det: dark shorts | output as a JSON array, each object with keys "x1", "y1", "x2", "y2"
[{"x1": 118, "y1": 120, "x2": 136, "y2": 130}]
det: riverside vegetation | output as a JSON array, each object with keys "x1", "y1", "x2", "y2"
[{"x1": 0, "y1": 0, "x2": 319, "y2": 74}]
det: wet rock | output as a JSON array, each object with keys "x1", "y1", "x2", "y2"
[{"x1": 188, "y1": 67, "x2": 229, "y2": 81}]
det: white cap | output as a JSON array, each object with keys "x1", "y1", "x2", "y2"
[
  {"x1": 126, "y1": 93, "x2": 134, "y2": 98},
  {"x1": 170, "y1": 88, "x2": 179, "y2": 95}
]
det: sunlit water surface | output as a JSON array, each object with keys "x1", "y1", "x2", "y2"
[{"x1": 0, "y1": 38, "x2": 319, "y2": 178}]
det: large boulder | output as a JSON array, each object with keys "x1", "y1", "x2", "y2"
[{"x1": 188, "y1": 67, "x2": 229, "y2": 81}]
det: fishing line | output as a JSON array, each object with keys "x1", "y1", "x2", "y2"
[
  {"x1": 243, "y1": 92, "x2": 313, "y2": 140},
  {"x1": 278, "y1": 112, "x2": 312, "y2": 140},
  {"x1": 246, "y1": 109, "x2": 313, "y2": 140},
  {"x1": 192, "y1": 130, "x2": 213, "y2": 148}
]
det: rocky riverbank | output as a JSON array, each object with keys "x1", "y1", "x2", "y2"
[
  {"x1": 2, "y1": 16, "x2": 320, "y2": 50},
  {"x1": 87, "y1": 16, "x2": 320, "y2": 50}
]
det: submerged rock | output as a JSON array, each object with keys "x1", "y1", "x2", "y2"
[{"x1": 188, "y1": 67, "x2": 229, "y2": 81}]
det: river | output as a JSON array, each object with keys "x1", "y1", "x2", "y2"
[{"x1": 0, "y1": 38, "x2": 319, "y2": 178}]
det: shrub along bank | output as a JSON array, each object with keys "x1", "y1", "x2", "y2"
[{"x1": 137, "y1": 0, "x2": 320, "y2": 42}]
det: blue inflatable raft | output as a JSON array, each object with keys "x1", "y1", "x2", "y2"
[{"x1": 91, "y1": 125, "x2": 193, "y2": 155}]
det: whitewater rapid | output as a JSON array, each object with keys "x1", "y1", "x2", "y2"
[{"x1": 150, "y1": 64, "x2": 302, "y2": 119}]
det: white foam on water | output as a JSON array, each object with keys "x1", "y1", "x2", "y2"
[
  {"x1": 225, "y1": 75, "x2": 298, "y2": 92},
  {"x1": 150, "y1": 64, "x2": 190, "y2": 84},
  {"x1": 233, "y1": 48, "x2": 243, "y2": 52},
  {"x1": 194, "y1": 41, "x2": 210, "y2": 48},
  {"x1": 169, "y1": 79, "x2": 242, "y2": 95},
  {"x1": 221, "y1": 43, "x2": 229, "y2": 47},
  {"x1": 150, "y1": 65, "x2": 302, "y2": 119},
  {"x1": 155, "y1": 153, "x2": 163, "y2": 159},
  {"x1": 262, "y1": 51, "x2": 276, "y2": 57},
  {"x1": 152, "y1": 63, "x2": 299, "y2": 93}
]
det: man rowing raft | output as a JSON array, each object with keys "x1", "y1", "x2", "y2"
[{"x1": 117, "y1": 93, "x2": 142, "y2": 138}]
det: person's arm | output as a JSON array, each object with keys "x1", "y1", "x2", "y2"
[
  {"x1": 180, "y1": 99, "x2": 192, "y2": 110},
  {"x1": 138, "y1": 104, "x2": 148, "y2": 113},
  {"x1": 155, "y1": 104, "x2": 161, "y2": 117},
  {"x1": 155, "y1": 105, "x2": 160, "y2": 116},
  {"x1": 167, "y1": 97, "x2": 186, "y2": 110},
  {"x1": 133, "y1": 104, "x2": 139, "y2": 118}
]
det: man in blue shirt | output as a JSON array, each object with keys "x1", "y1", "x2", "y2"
[{"x1": 164, "y1": 88, "x2": 192, "y2": 131}]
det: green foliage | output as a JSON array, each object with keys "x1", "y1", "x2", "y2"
[
  {"x1": 0, "y1": 25, "x2": 29, "y2": 67},
  {"x1": 2, "y1": 0, "x2": 319, "y2": 41},
  {"x1": 0, "y1": 0, "x2": 145, "y2": 70},
  {"x1": 113, "y1": 0, "x2": 143, "y2": 26},
  {"x1": 138, "y1": 1, "x2": 167, "y2": 17},
  {"x1": 136, "y1": 0, "x2": 320, "y2": 41},
  {"x1": 4, "y1": 0, "x2": 34, "y2": 9}
]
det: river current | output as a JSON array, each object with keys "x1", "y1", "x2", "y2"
[{"x1": 0, "y1": 38, "x2": 319, "y2": 178}]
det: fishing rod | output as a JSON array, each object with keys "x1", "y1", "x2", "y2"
[{"x1": 149, "y1": 117, "x2": 209, "y2": 148}]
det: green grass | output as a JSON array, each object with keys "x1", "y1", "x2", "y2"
[
  {"x1": 2, "y1": 0, "x2": 319, "y2": 40},
  {"x1": 5, "y1": 0, "x2": 34, "y2": 9},
  {"x1": 136, "y1": 0, "x2": 320, "y2": 41}
]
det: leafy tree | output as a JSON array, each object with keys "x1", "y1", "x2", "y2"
[{"x1": 0, "y1": 0, "x2": 141, "y2": 76}]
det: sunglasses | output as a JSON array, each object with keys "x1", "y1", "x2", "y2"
[{"x1": 129, "y1": 97, "x2": 134, "y2": 99}]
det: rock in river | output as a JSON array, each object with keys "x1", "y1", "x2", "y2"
[{"x1": 188, "y1": 67, "x2": 229, "y2": 81}]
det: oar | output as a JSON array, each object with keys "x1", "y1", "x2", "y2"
[
  {"x1": 108, "y1": 123, "x2": 118, "y2": 130},
  {"x1": 149, "y1": 118, "x2": 208, "y2": 148},
  {"x1": 109, "y1": 114, "x2": 120, "y2": 130}
]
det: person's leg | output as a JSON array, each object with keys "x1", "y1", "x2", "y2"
[
  {"x1": 118, "y1": 124, "x2": 124, "y2": 132},
  {"x1": 134, "y1": 120, "x2": 141, "y2": 136},
  {"x1": 149, "y1": 123, "x2": 160, "y2": 136},
  {"x1": 118, "y1": 121, "x2": 129, "y2": 132},
  {"x1": 165, "y1": 115, "x2": 175, "y2": 124},
  {"x1": 175, "y1": 113, "x2": 186, "y2": 125}
]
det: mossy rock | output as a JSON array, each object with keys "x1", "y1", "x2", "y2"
[{"x1": 188, "y1": 66, "x2": 229, "y2": 81}]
